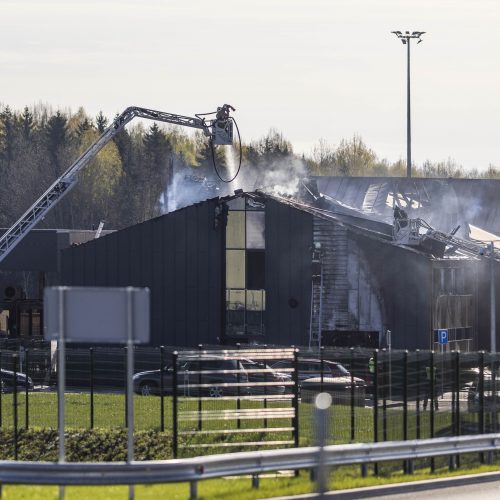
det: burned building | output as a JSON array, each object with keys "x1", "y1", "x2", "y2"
[
  {"x1": 60, "y1": 186, "x2": 498, "y2": 351},
  {"x1": 0, "y1": 228, "x2": 112, "y2": 338}
]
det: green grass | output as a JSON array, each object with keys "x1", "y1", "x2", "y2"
[
  {"x1": 0, "y1": 392, "x2": 485, "y2": 450},
  {"x1": 0, "y1": 392, "x2": 496, "y2": 498}
]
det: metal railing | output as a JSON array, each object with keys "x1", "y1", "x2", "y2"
[{"x1": 0, "y1": 433, "x2": 499, "y2": 488}]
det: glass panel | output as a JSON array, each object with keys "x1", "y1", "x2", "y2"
[
  {"x1": 246, "y1": 251, "x2": 265, "y2": 289},
  {"x1": 227, "y1": 197, "x2": 245, "y2": 210},
  {"x1": 226, "y1": 289, "x2": 246, "y2": 310},
  {"x1": 246, "y1": 211, "x2": 265, "y2": 249},
  {"x1": 246, "y1": 290, "x2": 265, "y2": 311},
  {"x1": 226, "y1": 250, "x2": 245, "y2": 289},
  {"x1": 226, "y1": 211, "x2": 245, "y2": 249},
  {"x1": 226, "y1": 289, "x2": 245, "y2": 336}
]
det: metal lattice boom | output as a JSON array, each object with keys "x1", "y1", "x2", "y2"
[{"x1": 0, "y1": 105, "x2": 230, "y2": 264}]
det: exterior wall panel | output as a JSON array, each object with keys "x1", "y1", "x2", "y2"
[
  {"x1": 265, "y1": 199, "x2": 313, "y2": 346},
  {"x1": 61, "y1": 200, "x2": 223, "y2": 346}
]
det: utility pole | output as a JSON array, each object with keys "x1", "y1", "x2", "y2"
[{"x1": 391, "y1": 30, "x2": 425, "y2": 178}]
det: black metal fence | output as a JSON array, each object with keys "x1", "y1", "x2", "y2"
[{"x1": 0, "y1": 344, "x2": 498, "y2": 465}]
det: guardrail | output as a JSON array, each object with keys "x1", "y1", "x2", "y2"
[{"x1": 0, "y1": 433, "x2": 499, "y2": 493}]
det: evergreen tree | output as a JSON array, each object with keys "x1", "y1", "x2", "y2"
[
  {"x1": 140, "y1": 123, "x2": 173, "y2": 219},
  {"x1": 20, "y1": 106, "x2": 35, "y2": 140},
  {"x1": 45, "y1": 111, "x2": 69, "y2": 175},
  {"x1": 96, "y1": 111, "x2": 108, "y2": 133},
  {"x1": 0, "y1": 106, "x2": 16, "y2": 166}
]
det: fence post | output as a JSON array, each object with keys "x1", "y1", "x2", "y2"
[
  {"x1": 320, "y1": 346, "x2": 324, "y2": 393},
  {"x1": 455, "y1": 350, "x2": 461, "y2": 469},
  {"x1": 373, "y1": 349, "x2": 379, "y2": 476},
  {"x1": 403, "y1": 350, "x2": 410, "y2": 474},
  {"x1": 0, "y1": 350, "x2": 3, "y2": 428},
  {"x1": 479, "y1": 351, "x2": 485, "y2": 464},
  {"x1": 89, "y1": 347, "x2": 94, "y2": 430},
  {"x1": 416, "y1": 350, "x2": 420, "y2": 440},
  {"x1": 124, "y1": 346, "x2": 128, "y2": 428},
  {"x1": 25, "y1": 348, "x2": 29, "y2": 430},
  {"x1": 160, "y1": 346, "x2": 165, "y2": 433},
  {"x1": 350, "y1": 347, "x2": 355, "y2": 442},
  {"x1": 480, "y1": 351, "x2": 485, "y2": 434},
  {"x1": 13, "y1": 354, "x2": 18, "y2": 460},
  {"x1": 430, "y1": 351, "x2": 435, "y2": 473},
  {"x1": 493, "y1": 353, "x2": 498, "y2": 434},
  {"x1": 172, "y1": 351, "x2": 178, "y2": 459},
  {"x1": 382, "y1": 349, "x2": 387, "y2": 443},
  {"x1": 293, "y1": 349, "x2": 300, "y2": 449},
  {"x1": 236, "y1": 343, "x2": 240, "y2": 430},
  {"x1": 189, "y1": 480, "x2": 197, "y2": 499}
]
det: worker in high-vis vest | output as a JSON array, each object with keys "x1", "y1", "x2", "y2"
[
  {"x1": 368, "y1": 357, "x2": 375, "y2": 374},
  {"x1": 368, "y1": 357, "x2": 375, "y2": 391},
  {"x1": 423, "y1": 365, "x2": 439, "y2": 411}
]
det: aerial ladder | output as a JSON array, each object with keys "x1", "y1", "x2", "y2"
[{"x1": 0, "y1": 104, "x2": 236, "y2": 265}]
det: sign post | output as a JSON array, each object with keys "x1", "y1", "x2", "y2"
[
  {"x1": 44, "y1": 286, "x2": 150, "y2": 500},
  {"x1": 438, "y1": 329, "x2": 449, "y2": 346},
  {"x1": 437, "y1": 329, "x2": 448, "y2": 402}
]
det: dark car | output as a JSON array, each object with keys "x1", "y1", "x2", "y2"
[
  {"x1": 0, "y1": 368, "x2": 33, "y2": 392},
  {"x1": 271, "y1": 358, "x2": 366, "y2": 406},
  {"x1": 133, "y1": 357, "x2": 288, "y2": 397}
]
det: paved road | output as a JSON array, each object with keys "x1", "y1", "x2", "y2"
[
  {"x1": 273, "y1": 473, "x2": 500, "y2": 500},
  {"x1": 366, "y1": 480, "x2": 500, "y2": 499}
]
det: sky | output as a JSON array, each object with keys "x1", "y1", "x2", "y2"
[{"x1": 2, "y1": 0, "x2": 500, "y2": 172}]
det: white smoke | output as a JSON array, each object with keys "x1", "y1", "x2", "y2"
[{"x1": 159, "y1": 148, "x2": 308, "y2": 214}]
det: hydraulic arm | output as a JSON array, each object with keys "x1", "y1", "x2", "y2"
[{"x1": 0, "y1": 104, "x2": 235, "y2": 264}]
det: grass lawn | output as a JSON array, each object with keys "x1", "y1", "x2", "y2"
[
  {"x1": 0, "y1": 391, "x2": 493, "y2": 499},
  {"x1": 0, "y1": 391, "x2": 481, "y2": 441}
]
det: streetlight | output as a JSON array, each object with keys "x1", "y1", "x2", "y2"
[{"x1": 391, "y1": 30, "x2": 425, "y2": 178}]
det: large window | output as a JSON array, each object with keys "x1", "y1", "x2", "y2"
[{"x1": 225, "y1": 197, "x2": 265, "y2": 338}]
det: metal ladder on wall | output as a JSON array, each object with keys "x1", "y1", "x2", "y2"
[{"x1": 308, "y1": 247, "x2": 324, "y2": 349}]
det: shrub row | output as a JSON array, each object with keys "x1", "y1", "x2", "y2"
[{"x1": 0, "y1": 429, "x2": 173, "y2": 462}]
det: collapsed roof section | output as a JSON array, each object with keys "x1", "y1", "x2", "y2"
[
  {"x1": 291, "y1": 176, "x2": 500, "y2": 261},
  {"x1": 310, "y1": 176, "x2": 500, "y2": 236}
]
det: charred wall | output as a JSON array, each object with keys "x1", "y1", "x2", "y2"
[{"x1": 352, "y1": 233, "x2": 433, "y2": 350}]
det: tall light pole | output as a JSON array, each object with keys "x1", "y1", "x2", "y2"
[{"x1": 391, "y1": 30, "x2": 425, "y2": 178}]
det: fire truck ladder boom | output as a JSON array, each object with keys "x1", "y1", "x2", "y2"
[{"x1": 0, "y1": 105, "x2": 232, "y2": 264}]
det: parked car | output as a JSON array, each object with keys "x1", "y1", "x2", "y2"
[
  {"x1": 0, "y1": 368, "x2": 33, "y2": 392},
  {"x1": 133, "y1": 357, "x2": 288, "y2": 397},
  {"x1": 467, "y1": 371, "x2": 500, "y2": 412},
  {"x1": 271, "y1": 358, "x2": 366, "y2": 405}
]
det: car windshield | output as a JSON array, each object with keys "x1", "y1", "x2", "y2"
[{"x1": 330, "y1": 363, "x2": 350, "y2": 376}]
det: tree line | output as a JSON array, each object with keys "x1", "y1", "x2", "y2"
[{"x1": 0, "y1": 104, "x2": 497, "y2": 230}]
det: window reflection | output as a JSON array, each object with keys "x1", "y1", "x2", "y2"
[{"x1": 225, "y1": 196, "x2": 266, "y2": 338}]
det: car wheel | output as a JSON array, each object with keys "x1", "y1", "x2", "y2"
[
  {"x1": 140, "y1": 381, "x2": 157, "y2": 396},
  {"x1": 209, "y1": 385, "x2": 223, "y2": 398}
]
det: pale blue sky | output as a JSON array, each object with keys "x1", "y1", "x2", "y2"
[{"x1": 2, "y1": 0, "x2": 500, "y2": 171}]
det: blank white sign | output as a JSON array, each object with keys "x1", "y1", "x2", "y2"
[{"x1": 44, "y1": 287, "x2": 150, "y2": 343}]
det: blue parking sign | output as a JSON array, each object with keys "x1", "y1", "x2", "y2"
[{"x1": 438, "y1": 329, "x2": 448, "y2": 344}]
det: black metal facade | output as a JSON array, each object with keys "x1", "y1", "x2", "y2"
[
  {"x1": 264, "y1": 199, "x2": 313, "y2": 346},
  {"x1": 61, "y1": 199, "x2": 224, "y2": 346},
  {"x1": 59, "y1": 193, "x2": 494, "y2": 351}
]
